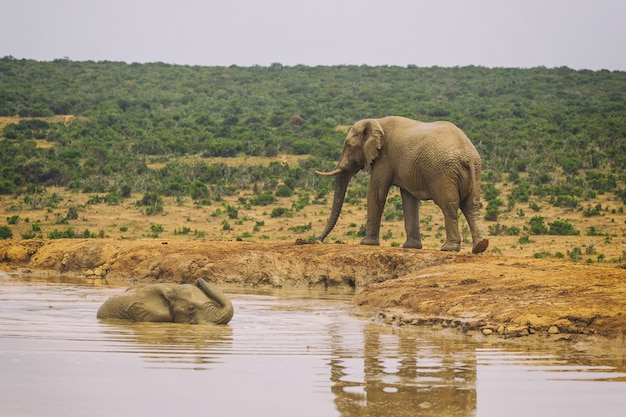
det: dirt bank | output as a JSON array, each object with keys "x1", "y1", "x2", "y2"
[{"x1": 1, "y1": 239, "x2": 625, "y2": 343}]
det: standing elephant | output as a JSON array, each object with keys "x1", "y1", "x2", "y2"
[
  {"x1": 97, "y1": 278, "x2": 234, "y2": 324},
  {"x1": 316, "y1": 116, "x2": 489, "y2": 253}
]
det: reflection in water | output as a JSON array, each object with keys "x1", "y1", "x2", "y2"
[
  {"x1": 329, "y1": 322, "x2": 477, "y2": 417},
  {"x1": 0, "y1": 276, "x2": 625, "y2": 417},
  {"x1": 99, "y1": 321, "x2": 233, "y2": 370}
]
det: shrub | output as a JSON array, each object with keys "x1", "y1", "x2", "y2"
[
  {"x1": 550, "y1": 195, "x2": 579, "y2": 208},
  {"x1": 270, "y1": 207, "x2": 293, "y2": 218},
  {"x1": 505, "y1": 225, "x2": 520, "y2": 236},
  {"x1": 292, "y1": 193, "x2": 310, "y2": 211},
  {"x1": 275, "y1": 185, "x2": 294, "y2": 197},
  {"x1": 586, "y1": 226, "x2": 605, "y2": 236},
  {"x1": 250, "y1": 191, "x2": 275, "y2": 206},
  {"x1": 22, "y1": 230, "x2": 37, "y2": 239},
  {"x1": 510, "y1": 179, "x2": 531, "y2": 203},
  {"x1": 528, "y1": 216, "x2": 548, "y2": 235},
  {"x1": 0, "y1": 225, "x2": 13, "y2": 239},
  {"x1": 48, "y1": 228, "x2": 75, "y2": 239},
  {"x1": 225, "y1": 205, "x2": 238, "y2": 219},
  {"x1": 138, "y1": 192, "x2": 163, "y2": 215},
  {"x1": 488, "y1": 223, "x2": 507, "y2": 236},
  {"x1": 582, "y1": 204, "x2": 602, "y2": 217},
  {"x1": 548, "y1": 220, "x2": 579, "y2": 236},
  {"x1": 483, "y1": 183, "x2": 500, "y2": 201},
  {"x1": 568, "y1": 246, "x2": 582, "y2": 261},
  {"x1": 484, "y1": 199, "x2": 502, "y2": 221},
  {"x1": 190, "y1": 180, "x2": 210, "y2": 200},
  {"x1": 67, "y1": 206, "x2": 79, "y2": 220},
  {"x1": 289, "y1": 223, "x2": 312, "y2": 233}
]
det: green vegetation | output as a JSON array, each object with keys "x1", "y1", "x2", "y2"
[
  {"x1": 1, "y1": 58, "x2": 624, "y2": 201},
  {"x1": 0, "y1": 225, "x2": 12, "y2": 239},
  {"x1": 526, "y1": 216, "x2": 580, "y2": 236},
  {"x1": 1, "y1": 58, "x2": 625, "y2": 258}
]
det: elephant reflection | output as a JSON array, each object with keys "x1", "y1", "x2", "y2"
[
  {"x1": 100, "y1": 320, "x2": 233, "y2": 369},
  {"x1": 329, "y1": 322, "x2": 477, "y2": 417}
]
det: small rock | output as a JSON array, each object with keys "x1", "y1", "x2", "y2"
[
  {"x1": 482, "y1": 328, "x2": 493, "y2": 335},
  {"x1": 548, "y1": 325, "x2": 560, "y2": 334},
  {"x1": 505, "y1": 326, "x2": 529, "y2": 337}
]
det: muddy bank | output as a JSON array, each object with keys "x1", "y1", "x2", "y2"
[
  {"x1": 354, "y1": 255, "x2": 626, "y2": 344},
  {"x1": 0, "y1": 239, "x2": 452, "y2": 287},
  {"x1": 1, "y1": 239, "x2": 625, "y2": 343}
]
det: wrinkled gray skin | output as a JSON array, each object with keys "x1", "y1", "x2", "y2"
[
  {"x1": 97, "y1": 278, "x2": 234, "y2": 324},
  {"x1": 317, "y1": 116, "x2": 489, "y2": 254}
]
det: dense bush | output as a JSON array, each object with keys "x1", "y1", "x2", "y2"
[
  {"x1": 548, "y1": 220, "x2": 580, "y2": 236},
  {"x1": 0, "y1": 58, "x2": 624, "y2": 214},
  {"x1": 0, "y1": 225, "x2": 12, "y2": 239}
]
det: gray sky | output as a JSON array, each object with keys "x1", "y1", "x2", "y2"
[{"x1": 2, "y1": 0, "x2": 625, "y2": 70}]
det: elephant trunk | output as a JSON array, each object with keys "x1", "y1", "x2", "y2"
[
  {"x1": 318, "y1": 171, "x2": 351, "y2": 242},
  {"x1": 196, "y1": 279, "x2": 234, "y2": 324}
]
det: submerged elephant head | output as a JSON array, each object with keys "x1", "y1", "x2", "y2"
[
  {"x1": 316, "y1": 119, "x2": 383, "y2": 242},
  {"x1": 97, "y1": 278, "x2": 234, "y2": 325},
  {"x1": 170, "y1": 279, "x2": 234, "y2": 324}
]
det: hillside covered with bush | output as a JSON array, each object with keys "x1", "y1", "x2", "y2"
[{"x1": 1, "y1": 57, "x2": 625, "y2": 247}]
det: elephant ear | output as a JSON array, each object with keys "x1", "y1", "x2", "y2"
[{"x1": 362, "y1": 119, "x2": 384, "y2": 172}]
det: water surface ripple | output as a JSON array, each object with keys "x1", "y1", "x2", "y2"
[{"x1": 1, "y1": 276, "x2": 624, "y2": 417}]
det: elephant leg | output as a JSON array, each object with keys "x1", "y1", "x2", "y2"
[
  {"x1": 439, "y1": 200, "x2": 462, "y2": 252},
  {"x1": 460, "y1": 199, "x2": 489, "y2": 253},
  {"x1": 400, "y1": 189, "x2": 422, "y2": 249},
  {"x1": 360, "y1": 182, "x2": 389, "y2": 246}
]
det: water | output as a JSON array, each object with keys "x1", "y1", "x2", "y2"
[{"x1": 0, "y1": 275, "x2": 625, "y2": 417}]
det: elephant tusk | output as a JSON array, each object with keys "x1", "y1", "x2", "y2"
[{"x1": 315, "y1": 168, "x2": 343, "y2": 177}]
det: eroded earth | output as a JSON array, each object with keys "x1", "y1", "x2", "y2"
[{"x1": 1, "y1": 239, "x2": 625, "y2": 346}]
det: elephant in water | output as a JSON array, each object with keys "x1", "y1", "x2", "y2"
[
  {"x1": 316, "y1": 116, "x2": 489, "y2": 253},
  {"x1": 97, "y1": 278, "x2": 234, "y2": 324}
]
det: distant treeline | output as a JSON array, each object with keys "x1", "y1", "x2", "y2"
[{"x1": 1, "y1": 56, "x2": 625, "y2": 203}]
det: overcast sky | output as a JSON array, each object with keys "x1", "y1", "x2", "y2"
[{"x1": 2, "y1": 0, "x2": 625, "y2": 70}]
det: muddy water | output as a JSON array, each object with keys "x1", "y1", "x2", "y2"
[{"x1": 1, "y1": 275, "x2": 625, "y2": 417}]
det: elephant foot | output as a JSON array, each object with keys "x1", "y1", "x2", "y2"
[
  {"x1": 360, "y1": 237, "x2": 380, "y2": 246},
  {"x1": 403, "y1": 239, "x2": 422, "y2": 249},
  {"x1": 440, "y1": 241, "x2": 461, "y2": 252},
  {"x1": 472, "y1": 238, "x2": 489, "y2": 254}
]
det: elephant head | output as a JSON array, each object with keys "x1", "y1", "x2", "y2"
[
  {"x1": 97, "y1": 278, "x2": 234, "y2": 325},
  {"x1": 172, "y1": 279, "x2": 234, "y2": 324},
  {"x1": 316, "y1": 119, "x2": 383, "y2": 242}
]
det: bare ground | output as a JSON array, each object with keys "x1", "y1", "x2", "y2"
[{"x1": 1, "y1": 238, "x2": 625, "y2": 346}]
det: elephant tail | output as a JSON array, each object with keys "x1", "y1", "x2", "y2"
[
  {"x1": 468, "y1": 157, "x2": 482, "y2": 207},
  {"x1": 463, "y1": 151, "x2": 482, "y2": 209},
  {"x1": 466, "y1": 156, "x2": 489, "y2": 253}
]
